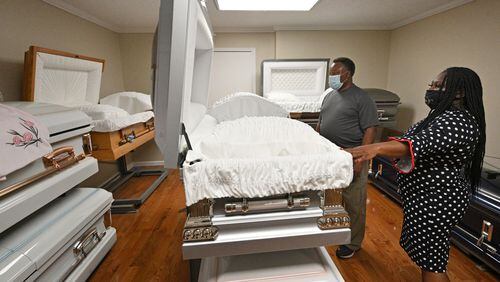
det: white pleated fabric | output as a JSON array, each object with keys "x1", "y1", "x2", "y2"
[
  {"x1": 182, "y1": 116, "x2": 353, "y2": 206},
  {"x1": 77, "y1": 104, "x2": 155, "y2": 132},
  {"x1": 265, "y1": 89, "x2": 333, "y2": 113},
  {"x1": 100, "y1": 92, "x2": 152, "y2": 115},
  {"x1": 90, "y1": 111, "x2": 154, "y2": 132},
  {"x1": 209, "y1": 92, "x2": 288, "y2": 123}
]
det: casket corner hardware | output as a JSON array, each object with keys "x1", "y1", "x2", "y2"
[
  {"x1": 183, "y1": 199, "x2": 218, "y2": 242},
  {"x1": 82, "y1": 133, "x2": 93, "y2": 155},
  {"x1": 318, "y1": 189, "x2": 350, "y2": 230}
]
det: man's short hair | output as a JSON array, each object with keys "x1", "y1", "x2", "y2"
[{"x1": 333, "y1": 57, "x2": 355, "y2": 76}]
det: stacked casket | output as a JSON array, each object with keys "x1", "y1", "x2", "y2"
[
  {"x1": 0, "y1": 102, "x2": 116, "y2": 281},
  {"x1": 363, "y1": 88, "x2": 401, "y2": 129}
]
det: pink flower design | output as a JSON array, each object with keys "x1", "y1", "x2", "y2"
[
  {"x1": 23, "y1": 132, "x2": 33, "y2": 142},
  {"x1": 23, "y1": 120, "x2": 34, "y2": 127},
  {"x1": 7, "y1": 117, "x2": 44, "y2": 148},
  {"x1": 13, "y1": 136, "x2": 22, "y2": 145}
]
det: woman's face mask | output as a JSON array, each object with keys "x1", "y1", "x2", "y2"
[
  {"x1": 426, "y1": 74, "x2": 447, "y2": 109},
  {"x1": 425, "y1": 90, "x2": 445, "y2": 109}
]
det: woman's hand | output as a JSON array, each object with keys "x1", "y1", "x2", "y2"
[
  {"x1": 346, "y1": 141, "x2": 411, "y2": 164},
  {"x1": 345, "y1": 144, "x2": 380, "y2": 164}
]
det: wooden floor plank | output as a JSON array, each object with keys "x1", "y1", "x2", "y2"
[{"x1": 90, "y1": 170, "x2": 498, "y2": 281}]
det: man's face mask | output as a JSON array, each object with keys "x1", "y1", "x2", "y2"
[
  {"x1": 425, "y1": 89, "x2": 446, "y2": 109},
  {"x1": 329, "y1": 74, "x2": 344, "y2": 90}
]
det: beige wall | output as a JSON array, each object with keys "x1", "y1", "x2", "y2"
[
  {"x1": 0, "y1": 0, "x2": 127, "y2": 186},
  {"x1": 0, "y1": 0, "x2": 125, "y2": 101},
  {"x1": 119, "y1": 33, "x2": 155, "y2": 94},
  {"x1": 213, "y1": 32, "x2": 276, "y2": 95},
  {"x1": 276, "y1": 30, "x2": 391, "y2": 89},
  {"x1": 387, "y1": 0, "x2": 500, "y2": 167}
]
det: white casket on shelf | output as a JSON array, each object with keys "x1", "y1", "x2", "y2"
[
  {"x1": 0, "y1": 188, "x2": 116, "y2": 281},
  {"x1": 154, "y1": 1, "x2": 353, "y2": 272},
  {"x1": 0, "y1": 101, "x2": 98, "y2": 234},
  {"x1": 262, "y1": 59, "x2": 330, "y2": 127},
  {"x1": 23, "y1": 46, "x2": 155, "y2": 161}
]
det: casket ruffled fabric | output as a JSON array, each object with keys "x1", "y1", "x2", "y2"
[
  {"x1": 265, "y1": 90, "x2": 332, "y2": 113},
  {"x1": 78, "y1": 104, "x2": 154, "y2": 132},
  {"x1": 182, "y1": 116, "x2": 353, "y2": 206}
]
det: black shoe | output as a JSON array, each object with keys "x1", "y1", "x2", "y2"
[{"x1": 336, "y1": 245, "x2": 355, "y2": 259}]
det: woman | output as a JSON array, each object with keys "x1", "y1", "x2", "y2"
[{"x1": 346, "y1": 67, "x2": 486, "y2": 282}]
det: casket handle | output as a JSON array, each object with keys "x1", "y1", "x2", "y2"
[
  {"x1": 62, "y1": 227, "x2": 105, "y2": 280},
  {"x1": 73, "y1": 227, "x2": 104, "y2": 257},
  {"x1": 42, "y1": 146, "x2": 75, "y2": 168},
  {"x1": 0, "y1": 147, "x2": 85, "y2": 199}
]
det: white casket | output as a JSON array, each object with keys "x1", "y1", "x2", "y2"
[
  {"x1": 154, "y1": 1, "x2": 353, "y2": 273},
  {"x1": 262, "y1": 59, "x2": 330, "y2": 126},
  {"x1": 0, "y1": 188, "x2": 116, "y2": 281},
  {"x1": 22, "y1": 46, "x2": 155, "y2": 161},
  {"x1": 0, "y1": 101, "x2": 98, "y2": 234}
]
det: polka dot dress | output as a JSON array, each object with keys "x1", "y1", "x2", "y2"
[{"x1": 393, "y1": 109, "x2": 480, "y2": 273}]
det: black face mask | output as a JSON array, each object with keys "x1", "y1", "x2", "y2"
[{"x1": 425, "y1": 90, "x2": 446, "y2": 109}]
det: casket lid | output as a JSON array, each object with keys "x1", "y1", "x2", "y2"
[
  {"x1": 23, "y1": 46, "x2": 105, "y2": 107},
  {"x1": 262, "y1": 59, "x2": 330, "y2": 98},
  {"x1": 153, "y1": 0, "x2": 214, "y2": 168},
  {"x1": 3, "y1": 102, "x2": 92, "y2": 140},
  {"x1": 364, "y1": 88, "x2": 400, "y2": 103},
  {"x1": 0, "y1": 247, "x2": 36, "y2": 281}
]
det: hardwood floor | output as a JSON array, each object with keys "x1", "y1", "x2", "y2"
[{"x1": 90, "y1": 170, "x2": 499, "y2": 281}]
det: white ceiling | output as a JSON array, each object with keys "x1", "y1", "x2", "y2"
[{"x1": 42, "y1": 0, "x2": 473, "y2": 33}]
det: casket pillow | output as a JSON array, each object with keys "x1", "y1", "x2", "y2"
[
  {"x1": 78, "y1": 104, "x2": 129, "y2": 121},
  {"x1": 100, "y1": 91, "x2": 152, "y2": 114},
  {"x1": 209, "y1": 92, "x2": 288, "y2": 123}
]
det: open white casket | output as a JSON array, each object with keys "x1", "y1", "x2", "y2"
[
  {"x1": 0, "y1": 102, "x2": 98, "y2": 234},
  {"x1": 154, "y1": 1, "x2": 353, "y2": 274},
  {"x1": 23, "y1": 46, "x2": 155, "y2": 161},
  {"x1": 0, "y1": 188, "x2": 116, "y2": 281},
  {"x1": 262, "y1": 59, "x2": 330, "y2": 126}
]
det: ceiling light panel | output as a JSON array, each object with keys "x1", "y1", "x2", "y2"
[{"x1": 215, "y1": 0, "x2": 320, "y2": 11}]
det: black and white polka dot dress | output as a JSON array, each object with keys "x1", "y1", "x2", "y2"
[{"x1": 391, "y1": 109, "x2": 480, "y2": 273}]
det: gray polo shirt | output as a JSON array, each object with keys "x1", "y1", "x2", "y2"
[{"x1": 319, "y1": 85, "x2": 379, "y2": 148}]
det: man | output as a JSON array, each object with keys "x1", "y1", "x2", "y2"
[{"x1": 317, "y1": 57, "x2": 379, "y2": 259}]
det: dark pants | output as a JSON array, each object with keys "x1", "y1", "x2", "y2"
[{"x1": 343, "y1": 164, "x2": 368, "y2": 251}]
